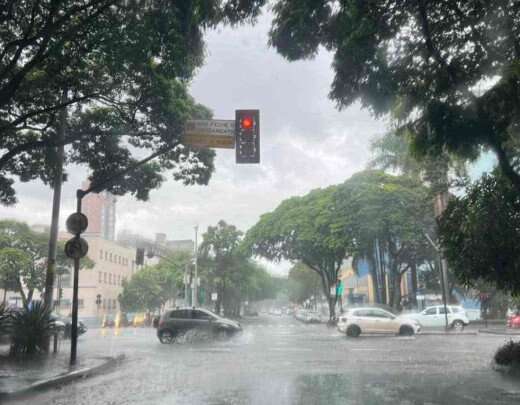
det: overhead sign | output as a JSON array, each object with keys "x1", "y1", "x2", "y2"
[
  {"x1": 65, "y1": 237, "x2": 89, "y2": 259},
  {"x1": 66, "y1": 213, "x2": 88, "y2": 235},
  {"x1": 183, "y1": 119, "x2": 235, "y2": 149}
]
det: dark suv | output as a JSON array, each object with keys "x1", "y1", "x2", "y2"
[{"x1": 156, "y1": 308, "x2": 241, "y2": 344}]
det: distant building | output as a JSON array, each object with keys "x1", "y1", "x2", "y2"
[
  {"x1": 117, "y1": 230, "x2": 194, "y2": 256},
  {"x1": 82, "y1": 180, "x2": 116, "y2": 241}
]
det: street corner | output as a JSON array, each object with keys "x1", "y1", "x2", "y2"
[{"x1": 0, "y1": 353, "x2": 125, "y2": 401}]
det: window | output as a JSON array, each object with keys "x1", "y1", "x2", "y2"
[
  {"x1": 439, "y1": 307, "x2": 447, "y2": 315},
  {"x1": 113, "y1": 299, "x2": 117, "y2": 309},
  {"x1": 424, "y1": 308, "x2": 437, "y2": 316},
  {"x1": 102, "y1": 299, "x2": 106, "y2": 309},
  {"x1": 450, "y1": 306, "x2": 461, "y2": 313},
  {"x1": 109, "y1": 253, "x2": 113, "y2": 262},
  {"x1": 99, "y1": 250, "x2": 103, "y2": 259},
  {"x1": 105, "y1": 252, "x2": 108, "y2": 260},
  {"x1": 107, "y1": 300, "x2": 111, "y2": 310},
  {"x1": 104, "y1": 273, "x2": 107, "y2": 283},
  {"x1": 170, "y1": 309, "x2": 191, "y2": 319},
  {"x1": 118, "y1": 275, "x2": 121, "y2": 285},
  {"x1": 109, "y1": 273, "x2": 112, "y2": 284},
  {"x1": 371, "y1": 310, "x2": 394, "y2": 319},
  {"x1": 78, "y1": 299, "x2": 84, "y2": 308},
  {"x1": 99, "y1": 272, "x2": 102, "y2": 283},
  {"x1": 193, "y1": 310, "x2": 213, "y2": 321}
]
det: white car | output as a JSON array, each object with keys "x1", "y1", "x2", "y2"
[
  {"x1": 337, "y1": 307, "x2": 420, "y2": 337},
  {"x1": 404, "y1": 305, "x2": 470, "y2": 330}
]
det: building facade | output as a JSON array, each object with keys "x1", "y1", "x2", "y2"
[
  {"x1": 82, "y1": 181, "x2": 116, "y2": 241},
  {"x1": 55, "y1": 236, "x2": 139, "y2": 321}
]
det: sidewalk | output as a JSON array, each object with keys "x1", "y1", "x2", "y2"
[{"x1": 0, "y1": 345, "x2": 123, "y2": 399}]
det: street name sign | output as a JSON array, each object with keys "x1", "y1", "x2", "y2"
[{"x1": 183, "y1": 119, "x2": 235, "y2": 149}]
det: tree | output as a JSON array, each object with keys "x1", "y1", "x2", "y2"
[
  {"x1": 118, "y1": 251, "x2": 190, "y2": 312},
  {"x1": 439, "y1": 171, "x2": 520, "y2": 294},
  {"x1": 0, "y1": 220, "x2": 90, "y2": 308},
  {"x1": 243, "y1": 186, "x2": 354, "y2": 320},
  {"x1": 288, "y1": 262, "x2": 321, "y2": 304},
  {"x1": 269, "y1": 1, "x2": 520, "y2": 192},
  {"x1": 0, "y1": 1, "x2": 266, "y2": 204},
  {"x1": 199, "y1": 220, "x2": 244, "y2": 315},
  {"x1": 336, "y1": 171, "x2": 436, "y2": 309}
]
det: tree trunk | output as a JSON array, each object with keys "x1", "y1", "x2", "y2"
[
  {"x1": 43, "y1": 89, "x2": 67, "y2": 310},
  {"x1": 492, "y1": 139, "x2": 520, "y2": 194},
  {"x1": 410, "y1": 261, "x2": 418, "y2": 307},
  {"x1": 391, "y1": 272, "x2": 402, "y2": 310}
]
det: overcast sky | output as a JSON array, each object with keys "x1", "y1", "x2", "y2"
[{"x1": 0, "y1": 13, "x2": 493, "y2": 276}]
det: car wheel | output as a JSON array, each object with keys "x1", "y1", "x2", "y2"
[
  {"x1": 159, "y1": 329, "x2": 176, "y2": 344},
  {"x1": 346, "y1": 325, "x2": 361, "y2": 338},
  {"x1": 399, "y1": 325, "x2": 414, "y2": 336},
  {"x1": 452, "y1": 320, "x2": 465, "y2": 331}
]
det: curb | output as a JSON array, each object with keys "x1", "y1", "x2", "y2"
[
  {"x1": 479, "y1": 329, "x2": 520, "y2": 336},
  {"x1": 0, "y1": 354, "x2": 125, "y2": 400},
  {"x1": 418, "y1": 331, "x2": 478, "y2": 336}
]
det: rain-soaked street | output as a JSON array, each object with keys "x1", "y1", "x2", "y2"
[{"x1": 7, "y1": 315, "x2": 520, "y2": 405}]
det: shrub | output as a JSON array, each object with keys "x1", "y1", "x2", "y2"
[
  {"x1": 494, "y1": 340, "x2": 520, "y2": 367},
  {"x1": 10, "y1": 301, "x2": 55, "y2": 355}
]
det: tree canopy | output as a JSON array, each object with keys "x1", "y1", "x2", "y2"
[
  {"x1": 0, "y1": 1, "x2": 266, "y2": 204},
  {"x1": 269, "y1": 1, "x2": 520, "y2": 191},
  {"x1": 439, "y1": 171, "x2": 520, "y2": 294},
  {"x1": 243, "y1": 184, "x2": 354, "y2": 318},
  {"x1": 0, "y1": 220, "x2": 91, "y2": 308}
]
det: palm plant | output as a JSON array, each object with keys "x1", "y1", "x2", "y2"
[{"x1": 10, "y1": 301, "x2": 55, "y2": 355}]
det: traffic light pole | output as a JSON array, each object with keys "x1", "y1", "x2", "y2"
[
  {"x1": 70, "y1": 191, "x2": 83, "y2": 365},
  {"x1": 68, "y1": 147, "x2": 173, "y2": 366}
]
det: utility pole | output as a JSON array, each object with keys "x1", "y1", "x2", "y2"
[{"x1": 192, "y1": 225, "x2": 198, "y2": 307}]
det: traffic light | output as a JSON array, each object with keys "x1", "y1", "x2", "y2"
[
  {"x1": 235, "y1": 109, "x2": 260, "y2": 163},
  {"x1": 136, "y1": 247, "x2": 145, "y2": 266}
]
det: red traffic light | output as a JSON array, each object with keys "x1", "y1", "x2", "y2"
[{"x1": 241, "y1": 116, "x2": 254, "y2": 130}]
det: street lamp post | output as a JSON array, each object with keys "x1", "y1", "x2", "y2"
[{"x1": 424, "y1": 233, "x2": 449, "y2": 331}]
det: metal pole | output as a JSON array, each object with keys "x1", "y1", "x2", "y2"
[
  {"x1": 70, "y1": 191, "x2": 83, "y2": 366},
  {"x1": 192, "y1": 226, "x2": 198, "y2": 307},
  {"x1": 437, "y1": 256, "x2": 449, "y2": 331}
]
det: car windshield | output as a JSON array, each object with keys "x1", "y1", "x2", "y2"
[{"x1": 1, "y1": 3, "x2": 517, "y2": 404}]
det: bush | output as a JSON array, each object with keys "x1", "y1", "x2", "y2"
[
  {"x1": 494, "y1": 340, "x2": 520, "y2": 367},
  {"x1": 10, "y1": 301, "x2": 55, "y2": 355}
]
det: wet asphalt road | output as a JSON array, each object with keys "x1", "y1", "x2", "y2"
[{"x1": 7, "y1": 315, "x2": 520, "y2": 405}]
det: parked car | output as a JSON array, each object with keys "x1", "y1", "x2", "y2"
[
  {"x1": 337, "y1": 307, "x2": 421, "y2": 337},
  {"x1": 157, "y1": 308, "x2": 242, "y2": 344},
  {"x1": 404, "y1": 305, "x2": 470, "y2": 330},
  {"x1": 101, "y1": 314, "x2": 116, "y2": 328},
  {"x1": 50, "y1": 312, "x2": 87, "y2": 338},
  {"x1": 304, "y1": 311, "x2": 322, "y2": 323},
  {"x1": 507, "y1": 311, "x2": 520, "y2": 328},
  {"x1": 269, "y1": 308, "x2": 283, "y2": 316},
  {"x1": 133, "y1": 312, "x2": 147, "y2": 327}
]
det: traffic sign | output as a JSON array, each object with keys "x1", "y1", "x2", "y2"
[
  {"x1": 211, "y1": 292, "x2": 218, "y2": 301},
  {"x1": 65, "y1": 237, "x2": 89, "y2": 259},
  {"x1": 66, "y1": 213, "x2": 88, "y2": 235},
  {"x1": 183, "y1": 119, "x2": 235, "y2": 149}
]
